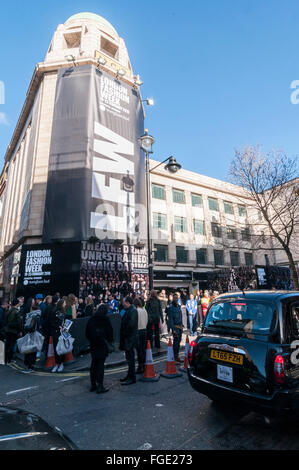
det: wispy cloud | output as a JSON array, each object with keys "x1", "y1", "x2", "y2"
[{"x1": 0, "y1": 112, "x2": 9, "y2": 125}]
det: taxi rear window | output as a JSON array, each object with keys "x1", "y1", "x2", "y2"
[{"x1": 205, "y1": 300, "x2": 276, "y2": 335}]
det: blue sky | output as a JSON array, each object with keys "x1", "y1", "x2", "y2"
[{"x1": 0, "y1": 0, "x2": 299, "y2": 180}]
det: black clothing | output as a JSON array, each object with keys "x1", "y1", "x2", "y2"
[
  {"x1": 120, "y1": 305, "x2": 138, "y2": 382},
  {"x1": 137, "y1": 329, "x2": 147, "y2": 371},
  {"x1": 24, "y1": 352, "x2": 36, "y2": 369},
  {"x1": 48, "y1": 309, "x2": 65, "y2": 364},
  {"x1": 90, "y1": 356, "x2": 105, "y2": 388},
  {"x1": 147, "y1": 322, "x2": 160, "y2": 350},
  {"x1": 145, "y1": 297, "x2": 163, "y2": 324},
  {"x1": 85, "y1": 304, "x2": 94, "y2": 318},
  {"x1": 119, "y1": 305, "x2": 138, "y2": 352},
  {"x1": 5, "y1": 333, "x2": 18, "y2": 363},
  {"x1": 85, "y1": 312, "x2": 113, "y2": 388},
  {"x1": 85, "y1": 314, "x2": 113, "y2": 359}
]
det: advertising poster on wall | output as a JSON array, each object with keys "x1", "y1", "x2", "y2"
[{"x1": 17, "y1": 243, "x2": 81, "y2": 297}]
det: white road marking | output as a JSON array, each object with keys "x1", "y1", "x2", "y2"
[
  {"x1": 55, "y1": 377, "x2": 80, "y2": 383},
  {"x1": 6, "y1": 386, "x2": 39, "y2": 395},
  {"x1": 155, "y1": 404, "x2": 164, "y2": 407}
]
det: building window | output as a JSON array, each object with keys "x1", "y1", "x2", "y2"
[
  {"x1": 176, "y1": 246, "x2": 188, "y2": 263},
  {"x1": 153, "y1": 213, "x2": 166, "y2": 230},
  {"x1": 173, "y1": 189, "x2": 185, "y2": 204},
  {"x1": 245, "y1": 252, "x2": 253, "y2": 266},
  {"x1": 193, "y1": 220, "x2": 205, "y2": 235},
  {"x1": 154, "y1": 244, "x2": 168, "y2": 262},
  {"x1": 214, "y1": 250, "x2": 224, "y2": 266},
  {"x1": 100, "y1": 36, "x2": 119, "y2": 59},
  {"x1": 224, "y1": 201, "x2": 234, "y2": 215},
  {"x1": 208, "y1": 197, "x2": 219, "y2": 212},
  {"x1": 265, "y1": 254, "x2": 270, "y2": 266},
  {"x1": 152, "y1": 184, "x2": 165, "y2": 200},
  {"x1": 191, "y1": 193, "x2": 202, "y2": 207},
  {"x1": 230, "y1": 251, "x2": 240, "y2": 266},
  {"x1": 64, "y1": 32, "x2": 81, "y2": 48},
  {"x1": 238, "y1": 205, "x2": 247, "y2": 217},
  {"x1": 227, "y1": 226, "x2": 237, "y2": 240},
  {"x1": 211, "y1": 222, "x2": 222, "y2": 238},
  {"x1": 196, "y1": 248, "x2": 207, "y2": 265},
  {"x1": 174, "y1": 216, "x2": 187, "y2": 233},
  {"x1": 241, "y1": 227, "x2": 251, "y2": 241}
]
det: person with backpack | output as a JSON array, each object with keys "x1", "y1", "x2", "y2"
[
  {"x1": 5, "y1": 299, "x2": 22, "y2": 364},
  {"x1": 85, "y1": 304, "x2": 113, "y2": 394},
  {"x1": 23, "y1": 305, "x2": 41, "y2": 372}
]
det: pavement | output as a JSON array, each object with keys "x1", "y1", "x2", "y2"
[{"x1": 15, "y1": 331, "x2": 196, "y2": 373}]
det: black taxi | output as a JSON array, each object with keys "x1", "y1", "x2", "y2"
[{"x1": 187, "y1": 291, "x2": 299, "y2": 417}]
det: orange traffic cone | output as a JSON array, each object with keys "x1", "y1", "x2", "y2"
[
  {"x1": 64, "y1": 349, "x2": 75, "y2": 365},
  {"x1": 45, "y1": 336, "x2": 56, "y2": 369},
  {"x1": 161, "y1": 338, "x2": 182, "y2": 379},
  {"x1": 140, "y1": 341, "x2": 160, "y2": 382},
  {"x1": 180, "y1": 335, "x2": 190, "y2": 373}
]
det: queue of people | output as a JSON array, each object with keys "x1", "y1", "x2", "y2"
[{"x1": 0, "y1": 287, "x2": 219, "y2": 391}]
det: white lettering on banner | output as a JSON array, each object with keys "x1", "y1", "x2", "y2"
[
  {"x1": 92, "y1": 173, "x2": 134, "y2": 205},
  {"x1": 93, "y1": 122, "x2": 134, "y2": 174},
  {"x1": 92, "y1": 121, "x2": 137, "y2": 240},
  {"x1": 23, "y1": 249, "x2": 53, "y2": 286}
]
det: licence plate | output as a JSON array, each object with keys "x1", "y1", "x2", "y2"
[
  {"x1": 217, "y1": 364, "x2": 233, "y2": 383},
  {"x1": 210, "y1": 349, "x2": 243, "y2": 365}
]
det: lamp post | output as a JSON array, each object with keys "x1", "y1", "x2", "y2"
[{"x1": 139, "y1": 130, "x2": 182, "y2": 291}]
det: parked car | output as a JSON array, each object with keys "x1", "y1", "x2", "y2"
[
  {"x1": 0, "y1": 406, "x2": 78, "y2": 450},
  {"x1": 188, "y1": 291, "x2": 299, "y2": 418}
]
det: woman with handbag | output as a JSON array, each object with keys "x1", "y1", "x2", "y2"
[
  {"x1": 23, "y1": 305, "x2": 42, "y2": 372},
  {"x1": 85, "y1": 304, "x2": 113, "y2": 394},
  {"x1": 48, "y1": 299, "x2": 66, "y2": 373}
]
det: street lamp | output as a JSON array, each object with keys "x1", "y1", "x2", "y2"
[
  {"x1": 142, "y1": 98, "x2": 155, "y2": 106},
  {"x1": 139, "y1": 130, "x2": 182, "y2": 291}
]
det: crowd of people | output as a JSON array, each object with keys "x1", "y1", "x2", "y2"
[{"x1": 0, "y1": 288, "x2": 218, "y2": 392}]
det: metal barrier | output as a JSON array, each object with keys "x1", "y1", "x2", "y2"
[{"x1": 70, "y1": 314, "x2": 122, "y2": 357}]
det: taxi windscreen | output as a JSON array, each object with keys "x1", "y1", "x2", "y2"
[{"x1": 204, "y1": 300, "x2": 277, "y2": 335}]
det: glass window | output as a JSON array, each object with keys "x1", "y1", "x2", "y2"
[
  {"x1": 191, "y1": 194, "x2": 202, "y2": 207},
  {"x1": 174, "y1": 216, "x2": 187, "y2": 233},
  {"x1": 241, "y1": 227, "x2": 251, "y2": 241},
  {"x1": 230, "y1": 251, "x2": 240, "y2": 266},
  {"x1": 196, "y1": 248, "x2": 207, "y2": 265},
  {"x1": 245, "y1": 252, "x2": 253, "y2": 266},
  {"x1": 193, "y1": 220, "x2": 205, "y2": 235},
  {"x1": 208, "y1": 197, "x2": 219, "y2": 211},
  {"x1": 214, "y1": 250, "x2": 224, "y2": 265},
  {"x1": 205, "y1": 300, "x2": 276, "y2": 335},
  {"x1": 173, "y1": 189, "x2": 185, "y2": 204},
  {"x1": 238, "y1": 205, "x2": 247, "y2": 217},
  {"x1": 153, "y1": 213, "x2": 166, "y2": 230},
  {"x1": 227, "y1": 226, "x2": 237, "y2": 240},
  {"x1": 152, "y1": 184, "x2": 165, "y2": 200},
  {"x1": 211, "y1": 222, "x2": 222, "y2": 238},
  {"x1": 224, "y1": 201, "x2": 234, "y2": 215},
  {"x1": 154, "y1": 244, "x2": 168, "y2": 262},
  {"x1": 176, "y1": 246, "x2": 188, "y2": 263}
]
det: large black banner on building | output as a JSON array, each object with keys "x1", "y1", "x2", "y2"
[
  {"x1": 43, "y1": 65, "x2": 146, "y2": 245},
  {"x1": 17, "y1": 243, "x2": 81, "y2": 298}
]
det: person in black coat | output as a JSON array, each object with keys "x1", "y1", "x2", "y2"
[
  {"x1": 85, "y1": 304, "x2": 113, "y2": 394},
  {"x1": 119, "y1": 296, "x2": 138, "y2": 385}
]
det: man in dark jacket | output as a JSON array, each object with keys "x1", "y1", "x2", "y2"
[
  {"x1": 0, "y1": 300, "x2": 8, "y2": 341},
  {"x1": 166, "y1": 293, "x2": 183, "y2": 364},
  {"x1": 145, "y1": 290, "x2": 163, "y2": 353},
  {"x1": 5, "y1": 299, "x2": 22, "y2": 364},
  {"x1": 85, "y1": 304, "x2": 113, "y2": 394},
  {"x1": 119, "y1": 296, "x2": 138, "y2": 385}
]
